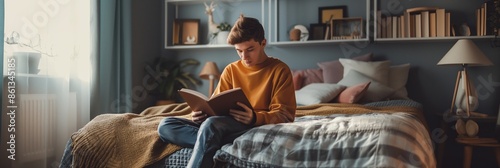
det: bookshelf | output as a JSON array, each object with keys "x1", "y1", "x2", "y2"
[
  {"x1": 163, "y1": 0, "x2": 371, "y2": 50},
  {"x1": 374, "y1": 0, "x2": 497, "y2": 42},
  {"x1": 163, "y1": 0, "x2": 497, "y2": 49},
  {"x1": 164, "y1": 0, "x2": 264, "y2": 49}
]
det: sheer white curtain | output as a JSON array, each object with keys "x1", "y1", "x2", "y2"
[{"x1": 3, "y1": 0, "x2": 92, "y2": 167}]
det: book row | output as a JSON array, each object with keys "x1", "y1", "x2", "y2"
[{"x1": 377, "y1": 3, "x2": 497, "y2": 39}]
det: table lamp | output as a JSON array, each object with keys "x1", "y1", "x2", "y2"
[
  {"x1": 199, "y1": 61, "x2": 220, "y2": 97},
  {"x1": 437, "y1": 39, "x2": 493, "y2": 118}
]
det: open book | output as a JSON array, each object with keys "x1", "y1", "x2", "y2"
[{"x1": 178, "y1": 87, "x2": 252, "y2": 116}]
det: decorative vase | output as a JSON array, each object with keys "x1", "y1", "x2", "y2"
[
  {"x1": 289, "y1": 28, "x2": 301, "y2": 41},
  {"x1": 217, "y1": 31, "x2": 229, "y2": 44}
]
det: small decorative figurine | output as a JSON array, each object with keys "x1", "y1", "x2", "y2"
[{"x1": 204, "y1": 1, "x2": 219, "y2": 44}]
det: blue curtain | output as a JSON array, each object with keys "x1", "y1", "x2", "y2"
[{"x1": 91, "y1": 0, "x2": 132, "y2": 117}]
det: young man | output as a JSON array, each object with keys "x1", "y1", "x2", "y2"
[{"x1": 157, "y1": 15, "x2": 296, "y2": 168}]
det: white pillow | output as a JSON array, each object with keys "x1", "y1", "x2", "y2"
[
  {"x1": 338, "y1": 70, "x2": 395, "y2": 103},
  {"x1": 388, "y1": 64, "x2": 410, "y2": 99},
  {"x1": 339, "y1": 59, "x2": 391, "y2": 86},
  {"x1": 295, "y1": 83, "x2": 346, "y2": 105}
]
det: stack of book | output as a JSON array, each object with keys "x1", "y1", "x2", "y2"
[
  {"x1": 476, "y1": 1, "x2": 496, "y2": 36},
  {"x1": 377, "y1": 7, "x2": 451, "y2": 38}
]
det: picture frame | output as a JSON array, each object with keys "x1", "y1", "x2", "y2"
[
  {"x1": 318, "y1": 6, "x2": 347, "y2": 24},
  {"x1": 173, "y1": 19, "x2": 200, "y2": 45},
  {"x1": 329, "y1": 17, "x2": 364, "y2": 40},
  {"x1": 309, "y1": 24, "x2": 328, "y2": 40}
]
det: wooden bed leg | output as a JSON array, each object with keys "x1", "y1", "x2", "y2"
[
  {"x1": 495, "y1": 147, "x2": 500, "y2": 167},
  {"x1": 463, "y1": 145, "x2": 472, "y2": 168}
]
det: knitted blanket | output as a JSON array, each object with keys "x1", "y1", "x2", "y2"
[
  {"x1": 295, "y1": 103, "x2": 427, "y2": 127},
  {"x1": 71, "y1": 103, "x2": 192, "y2": 168}
]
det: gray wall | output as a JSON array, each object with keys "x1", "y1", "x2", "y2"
[{"x1": 131, "y1": 0, "x2": 163, "y2": 111}]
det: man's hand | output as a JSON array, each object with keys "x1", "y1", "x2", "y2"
[
  {"x1": 191, "y1": 111, "x2": 208, "y2": 124},
  {"x1": 229, "y1": 102, "x2": 254, "y2": 125}
]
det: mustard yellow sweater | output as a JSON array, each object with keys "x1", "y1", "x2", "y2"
[{"x1": 213, "y1": 57, "x2": 296, "y2": 126}]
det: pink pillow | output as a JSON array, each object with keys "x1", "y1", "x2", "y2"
[
  {"x1": 291, "y1": 68, "x2": 323, "y2": 89},
  {"x1": 333, "y1": 81, "x2": 371, "y2": 103},
  {"x1": 292, "y1": 73, "x2": 303, "y2": 90},
  {"x1": 317, "y1": 53, "x2": 373, "y2": 83}
]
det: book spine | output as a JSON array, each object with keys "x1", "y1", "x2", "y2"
[
  {"x1": 421, "y1": 11, "x2": 430, "y2": 38},
  {"x1": 436, "y1": 8, "x2": 446, "y2": 37},
  {"x1": 430, "y1": 12, "x2": 437, "y2": 37},
  {"x1": 415, "y1": 14, "x2": 422, "y2": 38}
]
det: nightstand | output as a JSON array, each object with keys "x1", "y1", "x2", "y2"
[
  {"x1": 435, "y1": 112, "x2": 497, "y2": 168},
  {"x1": 456, "y1": 137, "x2": 500, "y2": 168}
]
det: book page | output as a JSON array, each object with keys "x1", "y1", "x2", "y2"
[
  {"x1": 208, "y1": 88, "x2": 252, "y2": 116},
  {"x1": 179, "y1": 88, "x2": 209, "y2": 100},
  {"x1": 178, "y1": 88, "x2": 215, "y2": 115}
]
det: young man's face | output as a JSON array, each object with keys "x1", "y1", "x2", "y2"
[{"x1": 234, "y1": 39, "x2": 267, "y2": 67}]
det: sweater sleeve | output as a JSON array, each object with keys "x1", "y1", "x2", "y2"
[
  {"x1": 253, "y1": 65, "x2": 296, "y2": 126},
  {"x1": 212, "y1": 66, "x2": 233, "y2": 96}
]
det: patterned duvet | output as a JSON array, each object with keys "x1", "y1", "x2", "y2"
[
  {"x1": 213, "y1": 112, "x2": 435, "y2": 168},
  {"x1": 163, "y1": 100, "x2": 435, "y2": 168}
]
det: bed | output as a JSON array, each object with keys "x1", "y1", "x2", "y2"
[
  {"x1": 59, "y1": 54, "x2": 436, "y2": 168},
  {"x1": 59, "y1": 100, "x2": 434, "y2": 168}
]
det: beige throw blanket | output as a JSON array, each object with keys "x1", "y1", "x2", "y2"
[
  {"x1": 71, "y1": 103, "x2": 192, "y2": 168},
  {"x1": 70, "y1": 102, "x2": 424, "y2": 168},
  {"x1": 296, "y1": 103, "x2": 426, "y2": 128}
]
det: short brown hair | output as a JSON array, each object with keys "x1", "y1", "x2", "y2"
[{"x1": 227, "y1": 15, "x2": 265, "y2": 45}]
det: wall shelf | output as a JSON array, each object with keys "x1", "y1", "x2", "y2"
[
  {"x1": 164, "y1": 0, "x2": 371, "y2": 50},
  {"x1": 374, "y1": 35, "x2": 496, "y2": 43},
  {"x1": 373, "y1": 0, "x2": 496, "y2": 42},
  {"x1": 269, "y1": 39, "x2": 370, "y2": 47},
  {"x1": 164, "y1": 0, "x2": 497, "y2": 50},
  {"x1": 165, "y1": 44, "x2": 233, "y2": 50},
  {"x1": 164, "y1": 0, "x2": 265, "y2": 49}
]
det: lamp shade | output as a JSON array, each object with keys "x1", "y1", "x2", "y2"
[
  {"x1": 199, "y1": 61, "x2": 220, "y2": 79},
  {"x1": 437, "y1": 39, "x2": 493, "y2": 66}
]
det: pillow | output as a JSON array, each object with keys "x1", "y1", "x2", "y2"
[
  {"x1": 339, "y1": 59, "x2": 391, "y2": 86},
  {"x1": 317, "y1": 53, "x2": 372, "y2": 83},
  {"x1": 292, "y1": 73, "x2": 303, "y2": 90},
  {"x1": 291, "y1": 68, "x2": 323, "y2": 89},
  {"x1": 333, "y1": 81, "x2": 371, "y2": 103},
  {"x1": 388, "y1": 64, "x2": 410, "y2": 99},
  {"x1": 295, "y1": 83, "x2": 346, "y2": 106},
  {"x1": 338, "y1": 70, "x2": 395, "y2": 103}
]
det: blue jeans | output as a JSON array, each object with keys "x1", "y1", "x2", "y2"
[{"x1": 157, "y1": 116, "x2": 252, "y2": 168}]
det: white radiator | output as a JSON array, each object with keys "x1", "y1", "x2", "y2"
[{"x1": 17, "y1": 94, "x2": 56, "y2": 163}]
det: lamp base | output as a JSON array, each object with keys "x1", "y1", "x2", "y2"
[
  {"x1": 208, "y1": 75, "x2": 215, "y2": 97},
  {"x1": 449, "y1": 68, "x2": 473, "y2": 118}
]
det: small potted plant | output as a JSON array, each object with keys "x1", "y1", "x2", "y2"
[
  {"x1": 150, "y1": 58, "x2": 202, "y2": 105},
  {"x1": 216, "y1": 22, "x2": 232, "y2": 44}
]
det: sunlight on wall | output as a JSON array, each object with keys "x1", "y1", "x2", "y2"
[
  {"x1": 3, "y1": 0, "x2": 92, "y2": 167},
  {"x1": 3, "y1": 0, "x2": 91, "y2": 82}
]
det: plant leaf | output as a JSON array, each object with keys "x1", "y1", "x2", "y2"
[{"x1": 182, "y1": 73, "x2": 201, "y2": 85}]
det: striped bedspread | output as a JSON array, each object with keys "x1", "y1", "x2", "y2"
[{"x1": 214, "y1": 112, "x2": 435, "y2": 168}]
